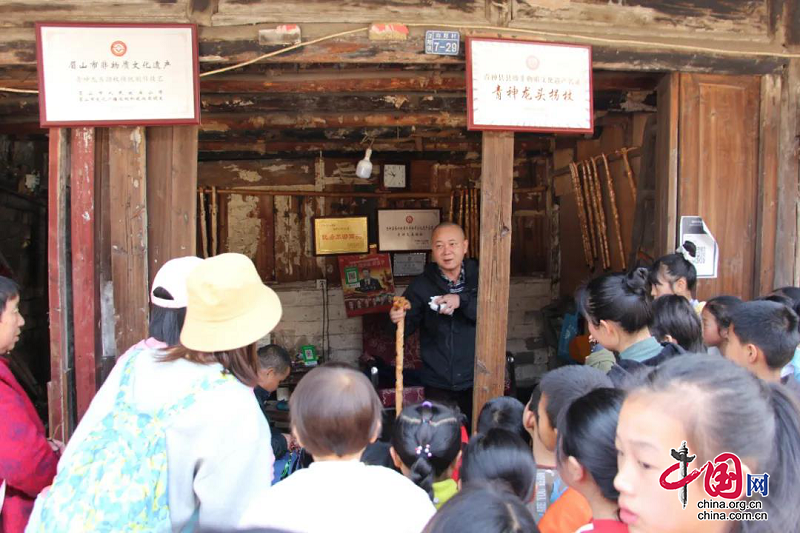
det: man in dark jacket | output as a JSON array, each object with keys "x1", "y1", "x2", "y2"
[{"x1": 389, "y1": 222, "x2": 478, "y2": 422}]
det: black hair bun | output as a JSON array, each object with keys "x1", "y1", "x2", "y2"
[
  {"x1": 625, "y1": 268, "x2": 650, "y2": 296},
  {"x1": 681, "y1": 241, "x2": 697, "y2": 258}
]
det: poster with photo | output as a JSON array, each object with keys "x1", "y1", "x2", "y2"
[{"x1": 338, "y1": 252, "x2": 396, "y2": 318}]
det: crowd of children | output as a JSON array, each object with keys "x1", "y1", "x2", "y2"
[{"x1": 3, "y1": 240, "x2": 800, "y2": 533}]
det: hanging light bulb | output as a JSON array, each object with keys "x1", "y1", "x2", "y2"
[{"x1": 356, "y1": 148, "x2": 373, "y2": 179}]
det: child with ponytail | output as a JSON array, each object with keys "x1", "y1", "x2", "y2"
[
  {"x1": 391, "y1": 401, "x2": 463, "y2": 509},
  {"x1": 649, "y1": 241, "x2": 704, "y2": 313},
  {"x1": 579, "y1": 269, "x2": 682, "y2": 379},
  {"x1": 615, "y1": 354, "x2": 800, "y2": 533},
  {"x1": 557, "y1": 388, "x2": 627, "y2": 533}
]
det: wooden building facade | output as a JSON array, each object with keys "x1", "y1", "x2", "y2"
[{"x1": 0, "y1": 0, "x2": 798, "y2": 436}]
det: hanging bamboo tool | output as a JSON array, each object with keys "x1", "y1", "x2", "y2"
[
  {"x1": 472, "y1": 186, "x2": 479, "y2": 259},
  {"x1": 210, "y1": 186, "x2": 218, "y2": 256},
  {"x1": 579, "y1": 161, "x2": 598, "y2": 262},
  {"x1": 392, "y1": 295, "x2": 411, "y2": 416},
  {"x1": 590, "y1": 158, "x2": 610, "y2": 269},
  {"x1": 458, "y1": 188, "x2": 465, "y2": 229},
  {"x1": 621, "y1": 147, "x2": 637, "y2": 203},
  {"x1": 448, "y1": 190, "x2": 455, "y2": 222},
  {"x1": 601, "y1": 153, "x2": 626, "y2": 270},
  {"x1": 462, "y1": 187, "x2": 472, "y2": 255},
  {"x1": 198, "y1": 190, "x2": 209, "y2": 259},
  {"x1": 569, "y1": 163, "x2": 592, "y2": 267}
]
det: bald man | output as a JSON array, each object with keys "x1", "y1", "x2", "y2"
[{"x1": 390, "y1": 222, "x2": 478, "y2": 422}]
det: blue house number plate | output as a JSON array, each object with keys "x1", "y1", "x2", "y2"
[{"x1": 425, "y1": 31, "x2": 460, "y2": 56}]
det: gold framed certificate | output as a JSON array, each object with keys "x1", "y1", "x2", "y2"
[{"x1": 313, "y1": 216, "x2": 369, "y2": 256}]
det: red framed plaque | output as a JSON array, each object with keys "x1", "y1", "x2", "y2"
[
  {"x1": 36, "y1": 23, "x2": 200, "y2": 127},
  {"x1": 466, "y1": 37, "x2": 593, "y2": 134}
]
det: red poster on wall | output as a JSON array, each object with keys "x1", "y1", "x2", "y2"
[{"x1": 338, "y1": 252, "x2": 395, "y2": 317}]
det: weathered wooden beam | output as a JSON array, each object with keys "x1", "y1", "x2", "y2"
[
  {"x1": 511, "y1": 0, "x2": 770, "y2": 39},
  {"x1": 0, "y1": 1, "x2": 190, "y2": 27},
  {"x1": 70, "y1": 127, "x2": 98, "y2": 421},
  {"x1": 473, "y1": 130, "x2": 515, "y2": 430},
  {"x1": 200, "y1": 93, "x2": 466, "y2": 114},
  {"x1": 199, "y1": 69, "x2": 466, "y2": 93},
  {"x1": 0, "y1": 19, "x2": 790, "y2": 74},
  {"x1": 209, "y1": 0, "x2": 485, "y2": 25},
  {"x1": 197, "y1": 136, "x2": 551, "y2": 154},
  {"x1": 199, "y1": 158, "x2": 316, "y2": 188},
  {"x1": 47, "y1": 127, "x2": 71, "y2": 441},
  {"x1": 200, "y1": 111, "x2": 467, "y2": 133},
  {"x1": 109, "y1": 127, "x2": 149, "y2": 356}
]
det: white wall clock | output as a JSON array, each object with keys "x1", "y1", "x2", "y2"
[{"x1": 382, "y1": 163, "x2": 409, "y2": 189}]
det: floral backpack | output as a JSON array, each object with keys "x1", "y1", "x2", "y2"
[{"x1": 26, "y1": 350, "x2": 231, "y2": 532}]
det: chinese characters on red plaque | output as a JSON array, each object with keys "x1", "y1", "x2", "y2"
[
  {"x1": 466, "y1": 37, "x2": 593, "y2": 133},
  {"x1": 36, "y1": 23, "x2": 200, "y2": 126}
]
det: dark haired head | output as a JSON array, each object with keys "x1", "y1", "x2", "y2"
[
  {"x1": 650, "y1": 295, "x2": 704, "y2": 352},
  {"x1": 477, "y1": 396, "x2": 530, "y2": 445},
  {"x1": 423, "y1": 481, "x2": 539, "y2": 533},
  {"x1": 392, "y1": 401, "x2": 462, "y2": 501},
  {"x1": 557, "y1": 388, "x2": 624, "y2": 502},
  {"x1": 0, "y1": 276, "x2": 19, "y2": 314},
  {"x1": 703, "y1": 295, "x2": 742, "y2": 331},
  {"x1": 773, "y1": 286, "x2": 800, "y2": 307},
  {"x1": 578, "y1": 268, "x2": 653, "y2": 334},
  {"x1": 257, "y1": 343, "x2": 292, "y2": 374},
  {"x1": 627, "y1": 354, "x2": 800, "y2": 533},
  {"x1": 148, "y1": 287, "x2": 187, "y2": 346},
  {"x1": 540, "y1": 365, "x2": 613, "y2": 431},
  {"x1": 648, "y1": 241, "x2": 698, "y2": 295},
  {"x1": 526, "y1": 383, "x2": 542, "y2": 428},
  {"x1": 461, "y1": 428, "x2": 537, "y2": 502},
  {"x1": 290, "y1": 365, "x2": 382, "y2": 458},
  {"x1": 729, "y1": 301, "x2": 800, "y2": 369}
]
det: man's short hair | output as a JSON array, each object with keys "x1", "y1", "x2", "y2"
[
  {"x1": 730, "y1": 301, "x2": 800, "y2": 369},
  {"x1": 432, "y1": 221, "x2": 466, "y2": 240},
  {"x1": 540, "y1": 366, "x2": 613, "y2": 430},
  {"x1": 257, "y1": 343, "x2": 292, "y2": 374},
  {"x1": 290, "y1": 365, "x2": 382, "y2": 457}
]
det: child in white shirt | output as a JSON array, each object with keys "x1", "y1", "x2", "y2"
[{"x1": 239, "y1": 365, "x2": 435, "y2": 533}]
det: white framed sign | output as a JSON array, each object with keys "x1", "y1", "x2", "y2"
[
  {"x1": 466, "y1": 37, "x2": 593, "y2": 133},
  {"x1": 377, "y1": 209, "x2": 441, "y2": 252},
  {"x1": 36, "y1": 23, "x2": 200, "y2": 127}
]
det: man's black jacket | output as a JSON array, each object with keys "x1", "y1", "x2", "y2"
[{"x1": 402, "y1": 259, "x2": 478, "y2": 391}]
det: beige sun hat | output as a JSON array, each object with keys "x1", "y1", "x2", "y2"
[{"x1": 180, "y1": 253, "x2": 282, "y2": 352}]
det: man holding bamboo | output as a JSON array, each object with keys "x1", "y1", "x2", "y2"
[{"x1": 389, "y1": 222, "x2": 478, "y2": 423}]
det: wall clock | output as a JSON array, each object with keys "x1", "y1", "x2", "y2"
[{"x1": 382, "y1": 163, "x2": 409, "y2": 189}]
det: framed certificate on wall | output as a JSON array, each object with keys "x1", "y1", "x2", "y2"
[
  {"x1": 312, "y1": 216, "x2": 369, "y2": 256},
  {"x1": 377, "y1": 209, "x2": 441, "y2": 252}
]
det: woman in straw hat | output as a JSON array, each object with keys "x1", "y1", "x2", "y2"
[{"x1": 27, "y1": 253, "x2": 282, "y2": 533}]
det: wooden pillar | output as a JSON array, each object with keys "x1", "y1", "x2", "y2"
[
  {"x1": 655, "y1": 73, "x2": 679, "y2": 257},
  {"x1": 775, "y1": 60, "x2": 800, "y2": 288},
  {"x1": 47, "y1": 128, "x2": 71, "y2": 441},
  {"x1": 755, "y1": 74, "x2": 780, "y2": 296},
  {"x1": 146, "y1": 125, "x2": 199, "y2": 288},
  {"x1": 70, "y1": 127, "x2": 98, "y2": 420},
  {"x1": 473, "y1": 131, "x2": 515, "y2": 429},
  {"x1": 109, "y1": 127, "x2": 149, "y2": 355}
]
